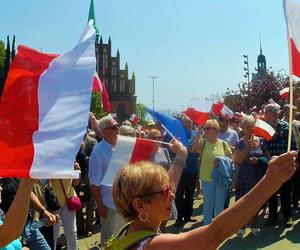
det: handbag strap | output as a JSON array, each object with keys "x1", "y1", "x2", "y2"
[{"x1": 59, "y1": 180, "x2": 68, "y2": 201}]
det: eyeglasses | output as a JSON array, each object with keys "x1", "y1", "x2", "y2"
[
  {"x1": 204, "y1": 127, "x2": 217, "y2": 131},
  {"x1": 138, "y1": 185, "x2": 172, "y2": 199},
  {"x1": 104, "y1": 125, "x2": 119, "y2": 131}
]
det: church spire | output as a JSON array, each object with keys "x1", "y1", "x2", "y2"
[
  {"x1": 257, "y1": 34, "x2": 266, "y2": 78},
  {"x1": 259, "y1": 34, "x2": 262, "y2": 55},
  {"x1": 88, "y1": 0, "x2": 100, "y2": 42}
]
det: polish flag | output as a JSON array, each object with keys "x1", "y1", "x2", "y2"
[
  {"x1": 212, "y1": 102, "x2": 224, "y2": 117},
  {"x1": 0, "y1": 23, "x2": 96, "y2": 178},
  {"x1": 101, "y1": 136, "x2": 155, "y2": 185},
  {"x1": 183, "y1": 97, "x2": 213, "y2": 126},
  {"x1": 253, "y1": 119, "x2": 276, "y2": 141},
  {"x1": 279, "y1": 87, "x2": 290, "y2": 99},
  {"x1": 92, "y1": 72, "x2": 111, "y2": 112},
  {"x1": 283, "y1": 0, "x2": 300, "y2": 77},
  {"x1": 220, "y1": 104, "x2": 234, "y2": 118},
  {"x1": 130, "y1": 113, "x2": 139, "y2": 125}
]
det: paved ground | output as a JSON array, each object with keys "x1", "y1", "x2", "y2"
[{"x1": 77, "y1": 194, "x2": 300, "y2": 249}]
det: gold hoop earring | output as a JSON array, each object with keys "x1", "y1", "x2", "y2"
[{"x1": 139, "y1": 212, "x2": 149, "y2": 222}]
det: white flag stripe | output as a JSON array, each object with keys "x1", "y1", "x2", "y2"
[
  {"x1": 102, "y1": 136, "x2": 136, "y2": 186},
  {"x1": 30, "y1": 24, "x2": 96, "y2": 178}
]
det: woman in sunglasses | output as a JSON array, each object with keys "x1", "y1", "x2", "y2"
[
  {"x1": 191, "y1": 119, "x2": 232, "y2": 225},
  {"x1": 0, "y1": 179, "x2": 36, "y2": 249},
  {"x1": 112, "y1": 142, "x2": 298, "y2": 250}
]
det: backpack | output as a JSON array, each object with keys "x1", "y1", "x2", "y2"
[{"x1": 103, "y1": 221, "x2": 158, "y2": 250}]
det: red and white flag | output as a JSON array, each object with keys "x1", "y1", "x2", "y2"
[
  {"x1": 0, "y1": 23, "x2": 96, "y2": 178},
  {"x1": 253, "y1": 119, "x2": 276, "y2": 141},
  {"x1": 130, "y1": 113, "x2": 139, "y2": 125},
  {"x1": 102, "y1": 136, "x2": 155, "y2": 185},
  {"x1": 183, "y1": 97, "x2": 212, "y2": 126},
  {"x1": 92, "y1": 72, "x2": 111, "y2": 112},
  {"x1": 279, "y1": 87, "x2": 290, "y2": 99},
  {"x1": 283, "y1": 0, "x2": 300, "y2": 77}
]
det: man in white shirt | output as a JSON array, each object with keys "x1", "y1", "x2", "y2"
[
  {"x1": 217, "y1": 116, "x2": 239, "y2": 152},
  {"x1": 89, "y1": 116, "x2": 125, "y2": 246}
]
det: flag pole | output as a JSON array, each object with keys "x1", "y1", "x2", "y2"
[{"x1": 284, "y1": 0, "x2": 293, "y2": 152}]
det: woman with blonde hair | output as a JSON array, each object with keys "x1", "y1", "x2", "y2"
[
  {"x1": 192, "y1": 119, "x2": 232, "y2": 225},
  {"x1": 112, "y1": 145, "x2": 297, "y2": 249}
]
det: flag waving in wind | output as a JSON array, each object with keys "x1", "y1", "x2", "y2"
[
  {"x1": 0, "y1": 23, "x2": 96, "y2": 178},
  {"x1": 146, "y1": 108, "x2": 187, "y2": 147},
  {"x1": 92, "y1": 71, "x2": 111, "y2": 112},
  {"x1": 283, "y1": 0, "x2": 300, "y2": 77}
]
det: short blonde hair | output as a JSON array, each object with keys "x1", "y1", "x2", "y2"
[
  {"x1": 147, "y1": 129, "x2": 162, "y2": 139},
  {"x1": 205, "y1": 119, "x2": 220, "y2": 131},
  {"x1": 112, "y1": 161, "x2": 169, "y2": 221}
]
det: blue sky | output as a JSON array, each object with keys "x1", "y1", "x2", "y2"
[{"x1": 0, "y1": 0, "x2": 292, "y2": 111}]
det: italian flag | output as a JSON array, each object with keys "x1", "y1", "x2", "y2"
[{"x1": 0, "y1": 24, "x2": 96, "y2": 178}]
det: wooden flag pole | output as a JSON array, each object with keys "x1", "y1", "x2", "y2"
[{"x1": 287, "y1": 75, "x2": 293, "y2": 152}]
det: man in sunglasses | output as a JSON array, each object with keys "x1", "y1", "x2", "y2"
[{"x1": 88, "y1": 116, "x2": 125, "y2": 246}]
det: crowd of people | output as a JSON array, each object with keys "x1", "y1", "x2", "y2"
[{"x1": 1, "y1": 97, "x2": 300, "y2": 250}]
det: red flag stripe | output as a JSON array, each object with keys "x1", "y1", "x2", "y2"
[
  {"x1": 290, "y1": 38, "x2": 300, "y2": 78},
  {"x1": 253, "y1": 127, "x2": 273, "y2": 141},
  {"x1": 0, "y1": 46, "x2": 57, "y2": 177},
  {"x1": 129, "y1": 138, "x2": 155, "y2": 163}
]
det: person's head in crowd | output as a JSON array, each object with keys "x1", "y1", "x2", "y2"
[
  {"x1": 229, "y1": 116, "x2": 240, "y2": 132},
  {"x1": 295, "y1": 97, "x2": 300, "y2": 112},
  {"x1": 147, "y1": 129, "x2": 163, "y2": 152},
  {"x1": 264, "y1": 103, "x2": 280, "y2": 126},
  {"x1": 282, "y1": 104, "x2": 297, "y2": 121},
  {"x1": 203, "y1": 119, "x2": 220, "y2": 142},
  {"x1": 122, "y1": 120, "x2": 132, "y2": 127},
  {"x1": 120, "y1": 125, "x2": 136, "y2": 137},
  {"x1": 146, "y1": 120, "x2": 156, "y2": 130},
  {"x1": 240, "y1": 115, "x2": 255, "y2": 137},
  {"x1": 218, "y1": 116, "x2": 229, "y2": 133},
  {"x1": 140, "y1": 130, "x2": 146, "y2": 138},
  {"x1": 182, "y1": 116, "x2": 193, "y2": 131},
  {"x1": 98, "y1": 116, "x2": 119, "y2": 146},
  {"x1": 113, "y1": 161, "x2": 174, "y2": 223}
]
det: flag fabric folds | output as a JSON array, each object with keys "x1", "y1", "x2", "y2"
[
  {"x1": 92, "y1": 71, "x2": 111, "y2": 112},
  {"x1": 0, "y1": 24, "x2": 96, "y2": 178},
  {"x1": 184, "y1": 97, "x2": 212, "y2": 126},
  {"x1": 279, "y1": 87, "x2": 290, "y2": 99},
  {"x1": 146, "y1": 108, "x2": 187, "y2": 146},
  {"x1": 130, "y1": 113, "x2": 139, "y2": 125},
  {"x1": 283, "y1": 0, "x2": 300, "y2": 77},
  {"x1": 101, "y1": 136, "x2": 155, "y2": 185},
  {"x1": 253, "y1": 119, "x2": 276, "y2": 141}
]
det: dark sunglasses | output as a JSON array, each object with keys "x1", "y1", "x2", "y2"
[
  {"x1": 204, "y1": 127, "x2": 217, "y2": 131},
  {"x1": 104, "y1": 125, "x2": 119, "y2": 130},
  {"x1": 138, "y1": 185, "x2": 172, "y2": 199}
]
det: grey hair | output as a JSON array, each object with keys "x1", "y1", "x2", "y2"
[{"x1": 240, "y1": 115, "x2": 255, "y2": 127}]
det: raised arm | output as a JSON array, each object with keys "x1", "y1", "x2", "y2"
[
  {"x1": 0, "y1": 179, "x2": 35, "y2": 248},
  {"x1": 167, "y1": 139, "x2": 187, "y2": 192},
  {"x1": 146, "y1": 151, "x2": 298, "y2": 250}
]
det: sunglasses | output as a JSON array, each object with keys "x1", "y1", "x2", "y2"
[
  {"x1": 138, "y1": 185, "x2": 172, "y2": 199},
  {"x1": 104, "y1": 125, "x2": 119, "y2": 130},
  {"x1": 204, "y1": 127, "x2": 217, "y2": 131}
]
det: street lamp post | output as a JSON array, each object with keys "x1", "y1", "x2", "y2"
[
  {"x1": 243, "y1": 54, "x2": 250, "y2": 84},
  {"x1": 149, "y1": 76, "x2": 158, "y2": 110}
]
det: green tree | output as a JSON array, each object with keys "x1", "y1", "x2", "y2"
[
  {"x1": 0, "y1": 40, "x2": 5, "y2": 87},
  {"x1": 90, "y1": 92, "x2": 106, "y2": 119},
  {"x1": 136, "y1": 103, "x2": 147, "y2": 126},
  {"x1": 224, "y1": 69, "x2": 289, "y2": 111}
]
